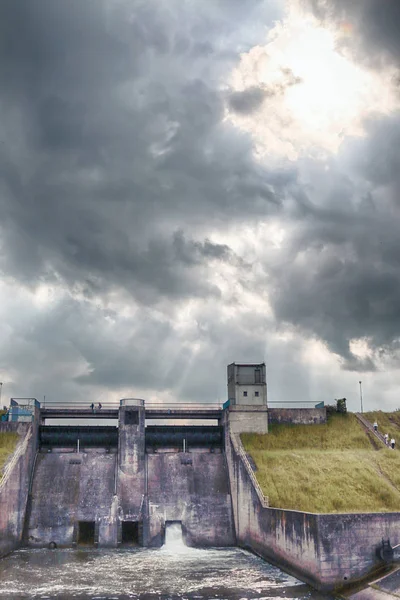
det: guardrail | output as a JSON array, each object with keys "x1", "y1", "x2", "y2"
[
  {"x1": 230, "y1": 428, "x2": 269, "y2": 507},
  {"x1": 268, "y1": 402, "x2": 324, "y2": 408},
  {"x1": 355, "y1": 413, "x2": 388, "y2": 447},
  {"x1": 40, "y1": 402, "x2": 223, "y2": 410},
  {"x1": 0, "y1": 428, "x2": 32, "y2": 491}
]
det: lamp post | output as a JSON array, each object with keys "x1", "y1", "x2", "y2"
[
  {"x1": 0, "y1": 382, "x2": 2, "y2": 408},
  {"x1": 359, "y1": 381, "x2": 363, "y2": 413}
]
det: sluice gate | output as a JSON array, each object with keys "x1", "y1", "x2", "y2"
[
  {"x1": 39, "y1": 425, "x2": 118, "y2": 448},
  {"x1": 145, "y1": 425, "x2": 223, "y2": 450}
]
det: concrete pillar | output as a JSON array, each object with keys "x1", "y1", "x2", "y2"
[
  {"x1": 117, "y1": 399, "x2": 147, "y2": 545},
  {"x1": 118, "y1": 400, "x2": 145, "y2": 474}
]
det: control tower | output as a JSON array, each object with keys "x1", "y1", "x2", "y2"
[
  {"x1": 227, "y1": 363, "x2": 267, "y2": 406},
  {"x1": 226, "y1": 362, "x2": 268, "y2": 435}
]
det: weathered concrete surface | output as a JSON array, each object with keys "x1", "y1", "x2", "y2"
[
  {"x1": 0, "y1": 419, "x2": 38, "y2": 557},
  {"x1": 117, "y1": 406, "x2": 146, "y2": 542},
  {"x1": 375, "y1": 567, "x2": 400, "y2": 596},
  {"x1": 226, "y1": 425, "x2": 400, "y2": 591},
  {"x1": 348, "y1": 567, "x2": 400, "y2": 599},
  {"x1": 228, "y1": 405, "x2": 268, "y2": 434},
  {"x1": 349, "y1": 589, "x2": 398, "y2": 600},
  {"x1": 27, "y1": 450, "x2": 117, "y2": 547},
  {"x1": 268, "y1": 408, "x2": 327, "y2": 425},
  {"x1": 147, "y1": 452, "x2": 235, "y2": 547},
  {"x1": 318, "y1": 513, "x2": 400, "y2": 587},
  {"x1": 226, "y1": 427, "x2": 321, "y2": 588}
]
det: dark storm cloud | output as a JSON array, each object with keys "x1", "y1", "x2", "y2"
[
  {"x1": 228, "y1": 70, "x2": 302, "y2": 114},
  {"x1": 0, "y1": 0, "x2": 298, "y2": 403},
  {"x1": 228, "y1": 87, "x2": 268, "y2": 114},
  {"x1": 307, "y1": 0, "x2": 400, "y2": 67},
  {"x1": 0, "y1": 0, "x2": 291, "y2": 304},
  {"x1": 4, "y1": 0, "x2": 400, "y2": 407},
  {"x1": 266, "y1": 113, "x2": 400, "y2": 370}
]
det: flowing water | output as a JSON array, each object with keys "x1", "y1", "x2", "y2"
[{"x1": 0, "y1": 525, "x2": 339, "y2": 600}]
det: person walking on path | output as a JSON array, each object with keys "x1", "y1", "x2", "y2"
[
  {"x1": 391, "y1": 438, "x2": 396, "y2": 450},
  {"x1": 98, "y1": 402, "x2": 102, "y2": 410},
  {"x1": 90, "y1": 403, "x2": 94, "y2": 412},
  {"x1": 384, "y1": 433, "x2": 389, "y2": 445},
  {"x1": 374, "y1": 421, "x2": 378, "y2": 432}
]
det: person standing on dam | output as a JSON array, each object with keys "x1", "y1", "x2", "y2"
[
  {"x1": 374, "y1": 421, "x2": 378, "y2": 432},
  {"x1": 384, "y1": 433, "x2": 389, "y2": 445},
  {"x1": 391, "y1": 437, "x2": 396, "y2": 450}
]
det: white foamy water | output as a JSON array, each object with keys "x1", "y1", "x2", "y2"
[
  {"x1": 162, "y1": 522, "x2": 188, "y2": 554},
  {"x1": 0, "y1": 546, "x2": 339, "y2": 600}
]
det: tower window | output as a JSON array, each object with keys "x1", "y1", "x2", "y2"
[
  {"x1": 243, "y1": 391, "x2": 248, "y2": 397},
  {"x1": 255, "y1": 391, "x2": 259, "y2": 397}
]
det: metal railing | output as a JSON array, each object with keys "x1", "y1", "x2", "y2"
[
  {"x1": 40, "y1": 402, "x2": 119, "y2": 409},
  {"x1": 40, "y1": 401, "x2": 223, "y2": 410},
  {"x1": 0, "y1": 428, "x2": 32, "y2": 491},
  {"x1": 229, "y1": 428, "x2": 269, "y2": 507},
  {"x1": 355, "y1": 413, "x2": 389, "y2": 447},
  {"x1": 268, "y1": 401, "x2": 324, "y2": 408}
]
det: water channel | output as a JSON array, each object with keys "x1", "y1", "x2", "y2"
[{"x1": 0, "y1": 525, "x2": 339, "y2": 600}]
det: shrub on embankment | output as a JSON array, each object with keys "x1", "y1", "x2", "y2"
[
  {"x1": 0, "y1": 432, "x2": 19, "y2": 472},
  {"x1": 241, "y1": 413, "x2": 400, "y2": 513}
]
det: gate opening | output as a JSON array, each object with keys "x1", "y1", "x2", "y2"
[
  {"x1": 164, "y1": 521, "x2": 185, "y2": 548},
  {"x1": 77, "y1": 521, "x2": 95, "y2": 545},
  {"x1": 121, "y1": 521, "x2": 140, "y2": 545}
]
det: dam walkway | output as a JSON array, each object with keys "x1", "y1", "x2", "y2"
[{"x1": 40, "y1": 403, "x2": 223, "y2": 422}]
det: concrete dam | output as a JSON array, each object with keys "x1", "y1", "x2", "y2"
[
  {"x1": 26, "y1": 401, "x2": 235, "y2": 549},
  {"x1": 3, "y1": 363, "x2": 400, "y2": 594}
]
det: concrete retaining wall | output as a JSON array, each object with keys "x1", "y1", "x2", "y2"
[
  {"x1": 0, "y1": 420, "x2": 38, "y2": 557},
  {"x1": 318, "y1": 513, "x2": 400, "y2": 586},
  {"x1": 225, "y1": 428, "x2": 321, "y2": 589},
  {"x1": 268, "y1": 408, "x2": 326, "y2": 425},
  {"x1": 226, "y1": 425, "x2": 400, "y2": 590},
  {"x1": 147, "y1": 452, "x2": 235, "y2": 547}
]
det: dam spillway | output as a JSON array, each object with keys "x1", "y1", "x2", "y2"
[{"x1": 26, "y1": 400, "x2": 234, "y2": 549}]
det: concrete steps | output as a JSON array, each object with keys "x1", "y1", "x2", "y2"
[{"x1": 355, "y1": 413, "x2": 389, "y2": 448}]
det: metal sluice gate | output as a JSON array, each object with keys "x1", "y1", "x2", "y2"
[
  {"x1": 145, "y1": 426, "x2": 223, "y2": 449},
  {"x1": 39, "y1": 426, "x2": 119, "y2": 447},
  {"x1": 39, "y1": 425, "x2": 223, "y2": 449}
]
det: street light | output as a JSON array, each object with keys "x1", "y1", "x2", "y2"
[{"x1": 359, "y1": 381, "x2": 363, "y2": 413}]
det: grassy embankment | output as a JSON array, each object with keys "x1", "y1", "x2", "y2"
[
  {"x1": 241, "y1": 413, "x2": 400, "y2": 513},
  {"x1": 0, "y1": 430, "x2": 19, "y2": 472}
]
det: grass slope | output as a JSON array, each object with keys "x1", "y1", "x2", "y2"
[
  {"x1": 241, "y1": 413, "x2": 400, "y2": 513},
  {"x1": 0, "y1": 432, "x2": 19, "y2": 472}
]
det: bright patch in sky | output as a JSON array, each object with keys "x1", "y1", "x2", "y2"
[{"x1": 228, "y1": 5, "x2": 400, "y2": 159}]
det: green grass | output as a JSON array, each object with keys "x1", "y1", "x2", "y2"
[
  {"x1": 241, "y1": 413, "x2": 400, "y2": 513},
  {"x1": 0, "y1": 432, "x2": 19, "y2": 472}
]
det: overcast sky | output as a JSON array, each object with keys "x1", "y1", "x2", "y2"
[{"x1": 1, "y1": 0, "x2": 400, "y2": 412}]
